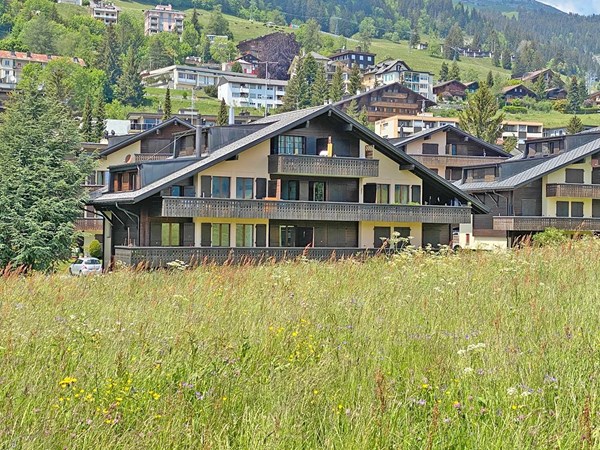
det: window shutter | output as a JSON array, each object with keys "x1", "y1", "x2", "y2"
[
  {"x1": 200, "y1": 175, "x2": 212, "y2": 198},
  {"x1": 255, "y1": 224, "x2": 267, "y2": 247},
  {"x1": 150, "y1": 222, "x2": 162, "y2": 246},
  {"x1": 183, "y1": 223, "x2": 195, "y2": 246},
  {"x1": 200, "y1": 223, "x2": 212, "y2": 246},
  {"x1": 255, "y1": 178, "x2": 267, "y2": 199}
]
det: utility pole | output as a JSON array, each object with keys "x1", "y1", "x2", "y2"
[{"x1": 259, "y1": 61, "x2": 278, "y2": 116}]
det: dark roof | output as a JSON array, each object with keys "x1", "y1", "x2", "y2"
[
  {"x1": 330, "y1": 49, "x2": 376, "y2": 58},
  {"x1": 100, "y1": 117, "x2": 196, "y2": 157},
  {"x1": 92, "y1": 105, "x2": 486, "y2": 213},
  {"x1": 334, "y1": 82, "x2": 436, "y2": 108},
  {"x1": 456, "y1": 137, "x2": 600, "y2": 192},
  {"x1": 501, "y1": 84, "x2": 535, "y2": 95},
  {"x1": 394, "y1": 125, "x2": 510, "y2": 156},
  {"x1": 433, "y1": 80, "x2": 467, "y2": 90}
]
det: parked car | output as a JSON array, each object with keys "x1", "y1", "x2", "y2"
[{"x1": 69, "y1": 257, "x2": 102, "y2": 276}]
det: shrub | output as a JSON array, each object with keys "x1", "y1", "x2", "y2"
[
  {"x1": 532, "y1": 228, "x2": 568, "y2": 246},
  {"x1": 553, "y1": 99, "x2": 568, "y2": 113},
  {"x1": 88, "y1": 239, "x2": 102, "y2": 259},
  {"x1": 203, "y1": 85, "x2": 218, "y2": 98},
  {"x1": 503, "y1": 105, "x2": 528, "y2": 114}
]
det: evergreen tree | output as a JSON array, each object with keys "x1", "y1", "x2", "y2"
[
  {"x1": 409, "y1": 27, "x2": 420, "y2": 48},
  {"x1": 191, "y1": 8, "x2": 202, "y2": 35},
  {"x1": 349, "y1": 64, "x2": 362, "y2": 95},
  {"x1": 297, "y1": 19, "x2": 322, "y2": 52},
  {"x1": 217, "y1": 99, "x2": 228, "y2": 125},
  {"x1": 486, "y1": 70, "x2": 494, "y2": 87},
  {"x1": 492, "y1": 50, "x2": 500, "y2": 68},
  {"x1": 163, "y1": 87, "x2": 172, "y2": 120},
  {"x1": 457, "y1": 83, "x2": 504, "y2": 144},
  {"x1": 357, "y1": 106, "x2": 369, "y2": 126},
  {"x1": 566, "y1": 115, "x2": 584, "y2": 134},
  {"x1": 98, "y1": 24, "x2": 120, "y2": 98},
  {"x1": 501, "y1": 49, "x2": 512, "y2": 70},
  {"x1": 448, "y1": 61, "x2": 461, "y2": 81},
  {"x1": 577, "y1": 78, "x2": 588, "y2": 106},
  {"x1": 93, "y1": 90, "x2": 106, "y2": 142},
  {"x1": 114, "y1": 48, "x2": 145, "y2": 107},
  {"x1": 533, "y1": 76, "x2": 546, "y2": 99},
  {"x1": 444, "y1": 24, "x2": 464, "y2": 60},
  {"x1": 330, "y1": 66, "x2": 344, "y2": 102},
  {"x1": 345, "y1": 99, "x2": 359, "y2": 120},
  {"x1": 80, "y1": 96, "x2": 93, "y2": 142},
  {"x1": 311, "y1": 65, "x2": 329, "y2": 106},
  {"x1": 0, "y1": 83, "x2": 93, "y2": 270},
  {"x1": 567, "y1": 76, "x2": 580, "y2": 113},
  {"x1": 206, "y1": 6, "x2": 233, "y2": 39},
  {"x1": 231, "y1": 61, "x2": 243, "y2": 73},
  {"x1": 199, "y1": 35, "x2": 212, "y2": 63},
  {"x1": 439, "y1": 62, "x2": 449, "y2": 82},
  {"x1": 357, "y1": 17, "x2": 375, "y2": 52}
]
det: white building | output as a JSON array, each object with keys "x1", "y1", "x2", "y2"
[
  {"x1": 217, "y1": 75, "x2": 287, "y2": 110},
  {"x1": 363, "y1": 59, "x2": 435, "y2": 101},
  {"x1": 141, "y1": 65, "x2": 255, "y2": 90},
  {"x1": 89, "y1": 1, "x2": 120, "y2": 25},
  {"x1": 57, "y1": 0, "x2": 83, "y2": 5},
  {"x1": 144, "y1": 4, "x2": 185, "y2": 36}
]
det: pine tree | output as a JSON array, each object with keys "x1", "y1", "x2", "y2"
[
  {"x1": 457, "y1": 83, "x2": 504, "y2": 144},
  {"x1": 533, "y1": 76, "x2": 546, "y2": 99},
  {"x1": 191, "y1": 8, "x2": 202, "y2": 35},
  {"x1": 311, "y1": 65, "x2": 329, "y2": 106},
  {"x1": 163, "y1": 87, "x2": 172, "y2": 120},
  {"x1": 501, "y1": 49, "x2": 512, "y2": 70},
  {"x1": 439, "y1": 62, "x2": 449, "y2": 82},
  {"x1": 330, "y1": 66, "x2": 344, "y2": 102},
  {"x1": 486, "y1": 70, "x2": 494, "y2": 87},
  {"x1": 357, "y1": 106, "x2": 369, "y2": 126},
  {"x1": 577, "y1": 78, "x2": 588, "y2": 106},
  {"x1": 566, "y1": 115, "x2": 584, "y2": 134},
  {"x1": 492, "y1": 50, "x2": 500, "y2": 67},
  {"x1": 444, "y1": 24, "x2": 463, "y2": 60},
  {"x1": 409, "y1": 27, "x2": 420, "y2": 48},
  {"x1": 349, "y1": 64, "x2": 362, "y2": 95},
  {"x1": 93, "y1": 90, "x2": 106, "y2": 142},
  {"x1": 114, "y1": 47, "x2": 145, "y2": 107},
  {"x1": 80, "y1": 96, "x2": 93, "y2": 141},
  {"x1": 567, "y1": 76, "x2": 580, "y2": 113},
  {"x1": 217, "y1": 99, "x2": 228, "y2": 126},
  {"x1": 199, "y1": 35, "x2": 212, "y2": 63},
  {"x1": 345, "y1": 99, "x2": 359, "y2": 120},
  {"x1": 98, "y1": 24, "x2": 120, "y2": 100},
  {"x1": 449, "y1": 61, "x2": 461, "y2": 81}
]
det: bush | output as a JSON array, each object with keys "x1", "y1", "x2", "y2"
[
  {"x1": 203, "y1": 85, "x2": 218, "y2": 98},
  {"x1": 503, "y1": 105, "x2": 528, "y2": 114},
  {"x1": 532, "y1": 228, "x2": 568, "y2": 247},
  {"x1": 553, "y1": 99, "x2": 568, "y2": 113},
  {"x1": 88, "y1": 239, "x2": 102, "y2": 259}
]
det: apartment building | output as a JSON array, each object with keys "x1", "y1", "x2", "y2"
[
  {"x1": 89, "y1": 1, "x2": 120, "y2": 25},
  {"x1": 375, "y1": 114, "x2": 459, "y2": 138},
  {"x1": 144, "y1": 4, "x2": 185, "y2": 36},
  {"x1": 329, "y1": 48, "x2": 376, "y2": 70},
  {"x1": 141, "y1": 65, "x2": 254, "y2": 89},
  {"x1": 362, "y1": 59, "x2": 435, "y2": 101},
  {"x1": 88, "y1": 105, "x2": 486, "y2": 267},
  {"x1": 217, "y1": 75, "x2": 287, "y2": 110}
]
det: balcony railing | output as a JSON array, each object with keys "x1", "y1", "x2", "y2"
[
  {"x1": 411, "y1": 154, "x2": 508, "y2": 168},
  {"x1": 162, "y1": 197, "x2": 472, "y2": 224},
  {"x1": 134, "y1": 153, "x2": 172, "y2": 162},
  {"x1": 129, "y1": 123, "x2": 159, "y2": 132},
  {"x1": 115, "y1": 246, "x2": 376, "y2": 268},
  {"x1": 494, "y1": 216, "x2": 600, "y2": 231},
  {"x1": 268, "y1": 154, "x2": 379, "y2": 177},
  {"x1": 546, "y1": 183, "x2": 600, "y2": 199},
  {"x1": 75, "y1": 218, "x2": 103, "y2": 231}
]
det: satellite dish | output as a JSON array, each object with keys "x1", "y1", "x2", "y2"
[{"x1": 124, "y1": 154, "x2": 132, "y2": 163}]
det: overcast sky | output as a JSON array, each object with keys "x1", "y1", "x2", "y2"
[{"x1": 538, "y1": 0, "x2": 600, "y2": 14}]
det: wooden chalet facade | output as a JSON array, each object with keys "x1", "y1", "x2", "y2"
[
  {"x1": 433, "y1": 80, "x2": 467, "y2": 100},
  {"x1": 501, "y1": 84, "x2": 537, "y2": 102},
  {"x1": 89, "y1": 105, "x2": 486, "y2": 267},
  {"x1": 335, "y1": 83, "x2": 435, "y2": 123},
  {"x1": 455, "y1": 130, "x2": 600, "y2": 248}
]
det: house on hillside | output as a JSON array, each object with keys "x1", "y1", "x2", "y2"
[
  {"x1": 335, "y1": 82, "x2": 435, "y2": 123},
  {"x1": 144, "y1": 4, "x2": 184, "y2": 36},
  {"x1": 520, "y1": 68, "x2": 562, "y2": 87},
  {"x1": 458, "y1": 48, "x2": 492, "y2": 58},
  {"x1": 222, "y1": 53, "x2": 262, "y2": 75},
  {"x1": 464, "y1": 81, "x2": 479, "y2": 94},
  {"x1": 89, "y1": 105, "x2": 487, "y2": 267},
  {"x1": 362, "y1": 59, "x2": 434, "y2": 101},
  {"x1": 501, "y1": 84, "x2": 537, "y2": 102},
  {"x1": 545, "y1": 87, "x2": 567, "y2": 100},
  {"x1": 587, "y1": 91, "x2": 600, "y2": 107},
  {"x1": 140, "y1": 65, "x2": 253, "y2": 90},
  {"x1": 455, "y1": 129, "x2": 600, "y2": 249},
  {"x1": 433, "y1": 80, "x2": 467, "y2": 101},
  {"x1": 89, "y1": 1, "x2": 120, "y2": 25},
  {"x1": 217, "y1": 75, "x2": 287, "y2": 110},
  {"x1": 329, "y1": 47, "x2": 376, "y2": 70},
  {"x1": 375, "y1": 114, "x2": 459, "y2": 138}
]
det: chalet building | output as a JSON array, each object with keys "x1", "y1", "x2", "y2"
[
  {"x1": 217, "y1": 75, "x2": 287, "y2": 110},
  {"x1": 362, "y1": 59, "x2": 434, "y2": 101},
  {"x1": 520, "y1": 68, "x2": 562, "y2": 86},
  {"x1": 144, "y1": 4, "x2": 185, "y2": 36},
  {"x1": 412, "y1": 43, "x2": 429, "y2": 51},
  {"x1": 335, "y1": 83, "x2": 435, "y2": 123},
  {"x1": 501, "y1": 84, "x2": 537, "y2": 102},
  {"x1": 457, "y1": 48, "x2": 492, "y2": 58},
  {"x1": 433, "y1": 80, "x2": 467, "y2": 101},
  {"x1": 89, "y1": 105, "x2": 486, "y2": 267},
  {"x1": 465, "y1": 81, "x2": 479, "y2": 94},
  {"x1": 141, "y1": 65, "x2": 253, "y2": 90},
  {"x1": 289, "y1": 52, "x2": 352, "y2": 92},
  {"x1": 545, "y1": 87, "x2": 567, "y2": 100},
  {"x1": 222, "y1": 53, "x2": 261, "y2": 75},
  {"x1": 587, "y1": 91, "x2": 600, "y2": 107},
  {"x1": 89, "y1": 1, "x2": 120, "y2": 25},
  {"x1": 329, "y1": 47, "x2": 376, "y2": 70},
  {"x1": 455, "y1": 129, "x2": 600, "y2": 249},
  {"x1": 375, "y1": 114, "x2": 459, "y2": 138},
  {"x1": 390, "y1": 125, "x2": 510, "y2": 181},
  {"x1": 126, "y1": 110, "x2": 261, "y2": 133}
]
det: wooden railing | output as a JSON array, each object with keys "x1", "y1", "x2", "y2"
[
  {"x1": 75, "y1": 218, "x2": 103, "y2": 231},
  {"x1": 134, "y1": 153, "x2": 172, "y2": 162},
  {"x1": 411, "y1": 154, "x2": 507, "y2": 168},
  {"x1": 494, "y1": 216, "x2": 600, "y2": 231},
  {"x1": 267, "y1": 154, "x2": 379, "y2": 177},
  {"x1": 162, "y1": 197, "x2": 472, "y2": 224},
  {"x1": 115, "y1": 246, "x2": 377, "y2": 268},
  {"x1": 546, "y1": 183, "x2": 600, "y2": 199}
]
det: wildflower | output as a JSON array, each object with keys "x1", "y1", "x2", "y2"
[
  {"x1": 452, "y1": 401, "x2": 462, "y2": 409},
  {"x1": 421, "y1": 384, "x2": 429, "y2": 390},
  {"x1": 507, "y1": 387, "x2": 517, "y2": 396},
  {"x1": 59, "y1": 377, "x2": 77, "y2": 388},
  {"x1": 313, "y1": 390, "x2": 319, "y2": 395},
  {"x1": 463, "y1": 367, "x2": 474, "y2": 374},
  {"x1": 417, "y1": 399, "x2": 426, "y2": 406}
]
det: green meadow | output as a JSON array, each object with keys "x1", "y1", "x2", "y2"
[{"x1": 1, "y1": 242, "x2": 600, "y2": 448}]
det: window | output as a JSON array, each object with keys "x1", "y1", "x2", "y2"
[
  {"x1": 556, "y1": 201, "x2": 569, "y2": 217},
  {"x1": 236, "y1": 224, "x2": 253, "y2": 247},
  {"x1": 281, "y1": 180, "x2": 299, "y2": 200},
  {"x1": 422, "y1": 143, "x2": 439, "y2": 155},
  {"x1": 280, "y1": 225, "x2": 295, "y2": 247},
  {"x1": 376, "y1": 184, "x2": 389, "y2": 204},
  {"x1": 571, "y1": 202, "x2": 584, "y2": 218},
  {"x1": 565, "y1": 169, "x2": 584, "y2": 184},
  {"x1": 411, "y1": 185, "x2": 421, "y2": 203},
  {"x1": 275, "y1": 135, "x2": 305, "y2": 155},
  {"x1": 161, "y1": 223, "x2": 180, "y2": 246},
  {"x1": 212, "y1": 176, "x2": 230, "y2": 198},
  {"x1": 394, "y1": 185, "x2": 410, "y2": 204},
  {"x1": 309, "y1": 181, "x2": 326, "y2": 201},
  {"x1": 593, "y1": 200, "x2": 600, "y2": 218},
  {"x1": 236, "y1": 177, "x2": 253, "y2": 199},
  {"x1": 211, "y1": 223, "x2": 230, "y2": 246},
  {"x1": 129, "y1": 172, "x2": 137, "y2": 190}
]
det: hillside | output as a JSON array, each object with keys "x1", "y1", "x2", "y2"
[{"x1": 457, "y1": 0, "x2": 563, "y2": 15}]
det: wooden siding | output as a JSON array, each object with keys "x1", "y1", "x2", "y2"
[
  {"x1": 267, "y1": 154, "x2": 379, "y2": 177},
  {"x1": 494, "y1": 216, "x2": 600, "y2": 231},
  {"x1": 546, "y1": 183, "x2": 600, "y2": 199}
]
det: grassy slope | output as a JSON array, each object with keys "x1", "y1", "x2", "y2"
[{"x1": 2, "y1": 242, "x2": 600, "y2": 447}]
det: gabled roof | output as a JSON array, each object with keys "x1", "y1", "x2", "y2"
[
  {"x1": 329, "y1": 49, "x2": 376, "y2": 58},
  {"x1": 433, "y1": 80, "x2": 467, "y2": 90},
  {"x1": 99, "y1": 117, "x2": 196, "y2": 157},
  {"x1": 521, "y1": 68, "x2": 553, "y2": 82},
  {"x1": 218, "y1": 75, "x2": 288, "y2": 86},
  {"x1": 334, "y1": 82, "x2": 435, "y2": 107},
  {"x1": 501, "y1": 84, "x2": 535, "y2": 95},
  {"x1": 92, "y1": 105, "x2": 487, "y2": 213},
  {"x1": 393, "y1": 124, "x2": 510, "y2": 156},
  {"x1": 364, "y1": 59, "x2": 412, "y2": 76},
  {"x1": 456, "y1": 137, "x2": 600, "y2": 192},
  {"x1": 0, "y1": 51, "x2": 85, "y2": 66}
]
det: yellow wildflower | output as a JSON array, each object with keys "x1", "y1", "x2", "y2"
[{"x1": 59, "y1": 377, "x2": 77, "y2": 388}]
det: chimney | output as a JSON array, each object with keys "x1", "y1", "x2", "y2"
[
  {"x1": 356, "y1": 46, "x2": 361, "y2": 52},
  {"x1": 228, "y1": 105, "x2": 235, "y2": 125}
]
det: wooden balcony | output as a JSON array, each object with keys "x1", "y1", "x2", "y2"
[
  {"x1": 75, "y1": 218, "x2": 103, "y2": 231},
  {"x1": 494, "y1": 216, "x2": 600, "y2": 231},
  {"x1": 134, "y1": 153, "x2": 172, "y2": 162},
  {"x1": 115, "y1": 246, "x2": 377, "y2": 268},
  {"x1": 546, "y1": 183, "x2": 600, "y2": 199},
  {"x1": 267, "y1": 154, "x2": 379, "y2": 177},
  {"x1": 162, "y1": 197, "x2": 472, "y2": 224},
  {"x1": 411, "y1": 154, "x2": 508, "y2": 168}
]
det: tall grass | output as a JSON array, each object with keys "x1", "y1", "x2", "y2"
[{"x1": 1, "y1": 242, "x2": 600, "y2": 448}]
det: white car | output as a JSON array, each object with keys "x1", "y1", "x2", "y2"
[{"x1": 69, "y1": 257, "x2": 102, "y2": 276}]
